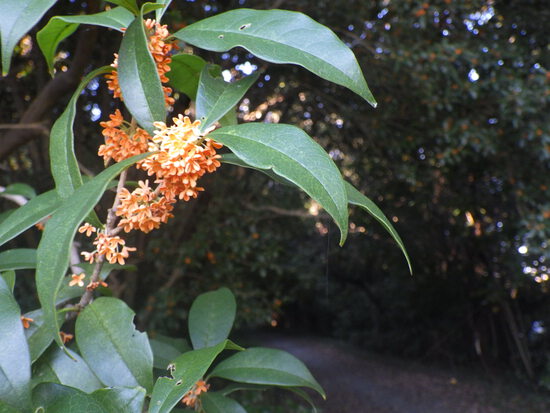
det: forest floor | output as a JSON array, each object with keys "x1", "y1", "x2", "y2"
[{"x1": 242, "y1": 332, "x2": 550, "y2": 413}]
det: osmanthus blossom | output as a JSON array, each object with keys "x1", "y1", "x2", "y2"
[
  {"x1": 81, "y1": 19, "x2": 222, "y2": 270},
  {"x1": 181, "y1": 379, "x2": 210, "y2": 408}
]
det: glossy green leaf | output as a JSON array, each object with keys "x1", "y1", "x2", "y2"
[
  {"x1": 285, "y1": 387, "x2": 318, "y2": 413},
  {"x1": 150, "y1": 335, "x2": 191, "y2": 370},
  {"x1": 149, "y1": 340, "x2": 243, "y2": 413},
  {"x1": 346, "y1": 182, "x2": 412, "y2": 274},
  {"x1": 91, "y1": 387, "x2": 146, "y2": 413},
  {"x1": 221, "y1": 153, "x2": 294, "y2": 187},
  {"x1": 219, "y1": 106, "x2": 238, "y2": 127},
  {"x1": 201, "y1": 393, "x2": 247, "y2": 413},
  {"x1": 219, "y1": 383, "x2": 268, "y2": 396},
  {"x1": 50, "y1": 66, "x2": 111, "y2": 200},
  {"x1": 76, "y1": 297, "x2": 154, "y2": 392},
  {"x1": 155, "y1": 0, "x2": 172, "y2": 22},
  {"x1": 37, "y1": 7, "x2": 134, "y2": 74},
  {"x1": 0, "y1": 400, "x2": 21, "y2": 413},
  {"x1": 0, "y1": 271, "x2": 14, "y2": 292},
  {"x1": 106, "y1": 0, "x2": 139, "y2": 15},
  {"x1": 0, "y1": 249, "x2": 36, "y2": 271},
  {"x1": 0, "y1": 277, "x2": 31, "y2": 410},
  {"x1": 211, "y1": 123, "x2": 348, "y2": 244},
  {"x1": 31, "y1": 347, "x2": 102, "y2": 393},
  {"x1": 1, "y1": 183, "x2": 35, "y2": 199},
  {"x1": 210, "y1": 347, "x2": 325, "y2": 398},
  {"x1": 173, "y1": 9, "x2": 376, "y2": 106},
  {"x1": 188, "y1": 287, "x2": 236, "y2": 350},
  {"x1": 23, "y1": 309, "x2": 65, "y2": 363},
  {"x1": 118, "y1": 10, "x2": 166, "y2": 134},
  {"x1": 0, "y1": 190, "x2": 60, "y2": 247},
  {"x1": 0, "y1": 0, "x2": 56, "y2": 75},
  {"x1": 36, "y1": 153, "x2": 150, "y2": 349},
  {"x1": 196, "y1": 65, "x2": 258, "y2": 131},
  {"x1": 141, "y1": 3, "x2": 165, "y2": 15},
  {"x1": 167, "y1": 54, "x2": 207, "y2": 100},
  {"x1": 33, "y1": 383, "x2": 109, "y2": 413}
]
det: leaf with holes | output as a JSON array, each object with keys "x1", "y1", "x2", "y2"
[
  {"x1": 149, "y1": 340, "x2": 243, "y2": 413},
  {"x1": 173, "y1": 8, "x2": 376, "y2": 106},
  {"x1": 75, "y1": 297, "x2": 153, "y2": 391}
]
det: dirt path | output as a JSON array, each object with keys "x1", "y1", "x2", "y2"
[{"x1": 248, "y1": 333, "x2": 550, "y2": 413}]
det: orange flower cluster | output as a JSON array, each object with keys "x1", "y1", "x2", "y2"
[
  {"x1": 144, "y1": 18, "x2": 176, "y2": 107},
  {"x1": 106, "y1": 19, "x2": 175, "y2": 107},
  {"x1": 116, "y1": 180, "x2": 175, "y2": 233},
  {"x1": 181, "y1": 379, "x2": 210, "y2": 408},
  {"x1": 98, "y1": 110, "x2": 150, "y2": 164},
  {"x1": 139, "y1": 115, "x2": 222, "y2": 201},
  {"x1": 79, "y1": 223, "x2": 136, "y2": 265}
]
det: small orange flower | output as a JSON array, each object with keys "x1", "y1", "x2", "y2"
[
  {"x1": 181, "y1": 379, "x2": 210, "y2": 408},
  {"x1": 184, "y1": 257, "x2": 192, "y2": 265},
  {"x1": 20, "y1": 316, "x2": 34, "y2": 329},
  {"x1": 69, "y1": 273, "x2": 86, "y2": 287},
  {"x1": 86, "y1": 281, "x2": 108, "y2": 291},
  {"x1": 78, "y1": 222, "x2": 97, "y2": 237},
  {"x1": 59, "y1": 332, "x2": 73, "y2": 344},
  {"x1": 206, "y1": 251, "x2": 216, "y2": 264}
]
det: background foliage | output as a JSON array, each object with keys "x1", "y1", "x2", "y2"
[{"x1": 1, "y1": 0, "x2": 549, "y2": 386}]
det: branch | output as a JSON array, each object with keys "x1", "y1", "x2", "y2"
[{"x1": 0, "y1": 25, "x2": 98, "y2": 159}]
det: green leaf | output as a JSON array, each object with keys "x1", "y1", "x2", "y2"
[
  {"x1": 75, "y1": 297, "x2": 154, "y2": 392},
  {"x1": 31, "y1": 346, "x2": 102, "y2": 393},
  {"x1": 50, "y1": 66, "x2": 112, "y2": 200},
  {"x1": 91, "y1": 387, "x2": 146, "y2": 413},
  {"x1": 37, "y1": 8, "x2": 134, "y2": 74},
  {"x1": 33, "y1": 383, "x2": 109, "y2": 413},
  {"x1": 36, "y1": 152, "x2": 150, "y2": 350},
  {"x1": 219, "y1": 106, "x2": 238, "y2": 127},
  {"x1": 167, "y1": 54, "x2": 207, "y2": 100},
  {"x1": 173, "y1": 9, "x2": 376, "y2": 106},
  {"x1": 0, "y1": 249, "x2": 36, "y2": 271},
  {"x1": 285, "y1": 387, "x2": 318, "y2": 413},
  {"x1": 0, "y1": 400, "x2": 22, "y2": 413},
  {"x1": 149, "y1": 340, "x2": 243, "y2": 413},
  {"x1": 218, "y1": 383, "x2": 268, "y2": 396},
  {"x1": 141, "y1": 3, "x2": 165, "y2": 15},
  {"x1": 118, "y1": 9, "x2": 166, "y2": 134},
  {"x1": 196, "y1": 65, "x2": 258, "y2": 131},
  {"x1": 155, "y1": 0, "x2": 172, "y2": 22},
  {"x1": 211, "y1": 123, "x2": 348, "y2": 244},
  {"x1": 1, "y1": 183, "x2": 36, "y2": 199},
  {"x1": 0, "y1": 190, "x2": 60, "y2": 247},
  {"x1": 150, "y1": 335, "x2": 191, "y2": 370},
  {"x1": 0, "y1": 0, "x2": 56, "y2": 75},
  {"x1": 201, "y1": 393, "x2": 247, "y2": 413},
  {"x1": 23, "y1": 309, "x2": 65, "y2": 363},
  {"x1": 106, "y1": 0, "x2": 139, "y2": 15},
  {"x1": 210, "y1": 347, "x2": 325, "y2": 399},
  {"x1": 0, "y1": 277, "x2": 31, "y2": 410},
  {"x1": 221, "y1": 153, "x2": 294, "y2": 187},
  {"x1": 345, "y1": 182, "x2": 412, "y2": 274},
  {"x1": 0, "y1": 271, "x2": 14, "y2": 292},
  {"x1": 188, "y1": 287, "x2": 236, "y2": 350}
]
